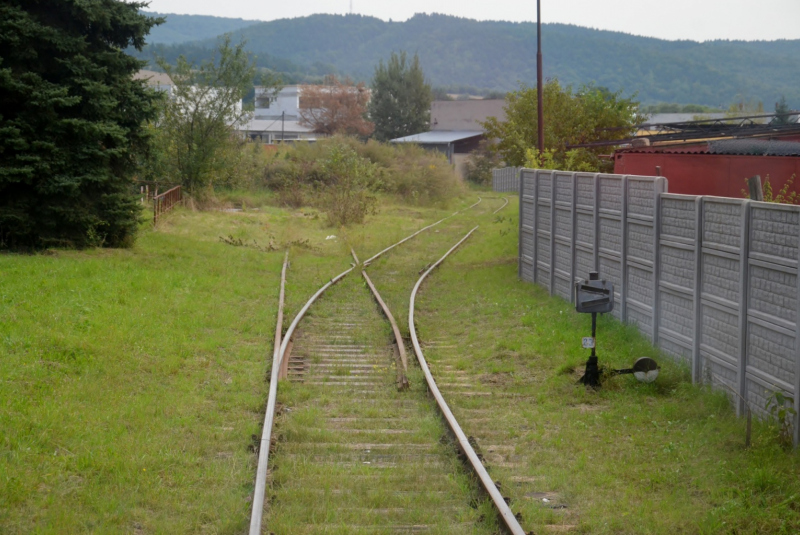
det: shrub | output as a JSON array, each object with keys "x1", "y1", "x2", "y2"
[
  {"x1": 464, "y1": 141, "x2": 503, "y2": 185},
  {"x1": 318, "y1": 143, "x2": 379, "y2": 226},
  {"x1": 263, "y1": 136, "x2": 463, "y2": 210}
]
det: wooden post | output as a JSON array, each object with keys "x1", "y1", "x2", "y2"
[{"x1": 747, "y1": 175, "x2": 763, "y2": 201}]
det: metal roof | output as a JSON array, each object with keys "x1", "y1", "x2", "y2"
[
  {"x1": 391, "y1": 130, "x2": 484, "y2": 144},
  {"x1": 239, "y1": 119, "x2": 314, "y2": 134},
  {"x1": 620, "y1": 139, "x2": 800, "y2": 157},
  {"x1": 709, "y1": 139, "x2": 800, "y2": 156}
]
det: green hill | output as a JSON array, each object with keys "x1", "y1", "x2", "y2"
[
  {"x1": 137, "y1": 12, "x2": 800, "y2": 107},
  {"x1": 143, "y1": 11, "x2": 260, "y2": 44}
]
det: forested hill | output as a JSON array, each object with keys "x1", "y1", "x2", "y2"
[
  {"x1": 137, "y1": 12, "x2": 800, "y2": 107},
  {"x1": 144, "y1": 11, "x2": 260, "y2": 45}
]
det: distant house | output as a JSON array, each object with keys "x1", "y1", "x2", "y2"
[
  {"x1": 239, "y1": 86, "x2": 319, "y2": 143},
  {"x1": 391, "y1": 99, "x2": 506, "y2": 178},
  {"x1": 134, "y1": 69, "x2": 242, "y2": 119},
  {"x1": 134, "y1": 69, "x2": 174, "y2": 96}
]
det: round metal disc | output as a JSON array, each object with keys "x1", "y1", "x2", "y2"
[{"x1": 632, "y1": 357, "x2": 659, "y2": 383}]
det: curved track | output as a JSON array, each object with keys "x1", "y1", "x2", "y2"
[
  {"x1": 249, "y1": 196, "x2": 515, "y2": 534},
  {"x1": 408, "y1": 228, "x2": 525, "y2": 535}
]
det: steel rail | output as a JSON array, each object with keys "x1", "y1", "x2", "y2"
[
  {"x1": 362, "y1": 197, "x2": 482, "y2": 266},
  {"x1": 362, "y1": 268, "x2": 410, "y2": 389},
  {"x1": 249, "y1": 251, "x2": 289, "y2": 535},
  {"x1": 408, "y1": 227, "x2": 526, "y2": 535},
  {"x1": 249, "y1": 207, "x2": 481, "y2": 534},
  {"x1": 351, "y1": 247, "x2": 410, "y2": 389},
  {"x1": 493, "y1": 197, "x2": 509, "y2": 214},
  {"x1": 249, "y1": 263, "x2": 354, "y2": 535}
]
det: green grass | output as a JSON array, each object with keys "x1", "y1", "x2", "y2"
[
  {"x1": 4, "y1": 190, "x2": 797, "y2": 534},
  {"x1": 0, "y1": 197, "x2": 478, "y2": 533},
  {"x1": 367, "y1": 195, "x2": 800, "y2": 534}
]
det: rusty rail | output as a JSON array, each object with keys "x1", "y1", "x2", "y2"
[
  {"x1": 408, "y1": 227, "x2": 526, "y2": 535},
  {"x1": 353, "y1": 248, "x2": 410, "y2": 390},
  {"x1": 493, "y1": 197, "x2": 509, "y2": 214},
  {"x1": 249, "y1": 258, "x2": 354, "y2": 535},
  {"x1": 249, "y1": 252, "x2": 289, "y2": 535},
  {"x1": 249, "y1": 204, "x2": 485, "y2": 534},
  {"x1": 153, "y1": 185, "x2": 182, "y2": 225},
  {"x1": 362, "y1": 197, "x2": 482, "y2": 266}
]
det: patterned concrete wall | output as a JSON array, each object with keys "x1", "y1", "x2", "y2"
[
  {"x1": 493, "y1": 167, "x2": 521, "y2": 192},
  {"x1": 518, "y1": 169, "x2": 800, "y2": 445}
]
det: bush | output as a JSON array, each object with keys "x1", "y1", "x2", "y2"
[
  {"x1": 263, "y1": 136, "x2": 463, "y2": 211},
  {"x1": 464, "y1": 141, "x2": 503, "y2": 185},
  {"x1": 318, "y1": 143, "x2": 378, "y2": 226},
  {"x1": 385, "y1": 144, "x2": 462, "y2": 204},
  {"x1": 143, "y1": 125, "x2": 269, "y2": 193}
]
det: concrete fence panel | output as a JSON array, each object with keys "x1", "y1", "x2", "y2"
[
  {"x1": 553, "y1": 172, "x2": 576, "y2": 301},
  {"x1": 536, "y1": 171, "x2": 554, "y2": 291},
  {"x1": 519, "y1": 169, "x2": 536, "y2": 283},
  {"x1": 625, "y1": 176, "x2": 666, "y2": 341},
  {"x1": 493, "y1": 167, "x2": 521, "y2": 192},
  {"x1": 597, "y1": 175, "x2": 626, "y2": 320},
  {"x1": 575, "y1": 173, "x2": 599, "y2": 292},
  {"x1": 744, "y1": 202, "x2": 800, "y2": 433},
  {"x1": 657, "y1": 194, "x2": 701, "y2": 378},
  {"x1": 517, "y1": 167, "x2": 800, "y2": 445},
  {"x1": 698, "y1": 197, "x2": 747, "y2": 412}
]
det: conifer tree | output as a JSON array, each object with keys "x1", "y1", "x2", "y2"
[
  {"x1": 0, "y1": 0, "x2": 161, "y2": 249},
  {"x1": 368, "y1": 52, "x2": 432, "y2": 142}
]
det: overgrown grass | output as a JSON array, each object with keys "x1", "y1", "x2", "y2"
[
  {"x1": 367, "y1": 196, "x2": 800, "y2": 534},
  {"x1": 0, "y1": 222, "x2": 281, "y2": 533},
  {"x1": 4, "y1": 190, "x2": 796, "y2": 534},
  {"x1": 0, "y1": 197, "x2": 474, "y2": 533}
]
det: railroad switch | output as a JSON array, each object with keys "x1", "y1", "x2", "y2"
[{"x1": 574, "y1": 271, "x2": 659, "y2": 387}]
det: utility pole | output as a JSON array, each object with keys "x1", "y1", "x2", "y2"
[
  {"x1": 281, "y1": 110, "x2": 285, "y2": 142},
  {"x1": 537, "y1": 0, "x2": 544, "y2": 156}
]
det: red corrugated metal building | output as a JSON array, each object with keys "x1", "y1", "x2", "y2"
[{"x1": 614, "y1": 138, "x2": 800, "y2": 197}]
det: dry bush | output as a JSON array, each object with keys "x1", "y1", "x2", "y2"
[
  {"x1": 384, "y1": 143, "x2": 463, "y2": 205},
  {"x1": 262, "y1": 136, "x2": 462, "y2": 217}
]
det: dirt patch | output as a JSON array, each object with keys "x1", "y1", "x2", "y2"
[{"x1": 480, "y1": 372, "x2": 515, "y2": 386}]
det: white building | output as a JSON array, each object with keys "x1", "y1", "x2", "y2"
[{"x1": 240, "y1": 85, "x2": 318, "y2": 143}]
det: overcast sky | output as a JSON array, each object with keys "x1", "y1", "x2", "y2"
[{"x1": 144, "y1": 0, "x2": 800, "y2": 42}]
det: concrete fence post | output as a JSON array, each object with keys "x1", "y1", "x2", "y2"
[
  {"x1": 692, "y1": 196, "x2": 704, "y2": 384},
  {"x1": 549, "y1": 171, "x2": 556, "y2": 296},
  {"x1": 795, "y1": 220, "x2": 800, "y2": 446},
  {"x1": 593, "y1": 174, "x2": 600, "y2": 274},
  {"x1": 518, "y1": 169, "x2": 524, "y2": 280},
  {"x1": 569, "y1": 172, "x2": 578, "y2": 303},
  {"x1": 532, "y1": 170, "x2": 539, "y2": 285},
  {"x1": 652, "y1": 178, "x2": 664, "y2": 346},
  {"x1": 736, "y1": 201, "x2": 751, "y2": 417},
  {"x1": 621, "y1": 176, "x2": 629, "y2": 321}
]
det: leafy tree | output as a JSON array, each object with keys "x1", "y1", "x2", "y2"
[
  {"x1": 0, "y1": 0, "x2": 162, "y2": 249},
  {"x1": 298, "y1": 75, "x2": 374, "y2": 137},
  {"x1": 157, "y1": 36, "x2": 257, "y2": 196},
  {"x1": 482, "y1": 80, "x2": 642, "y2": 172},
  {"x1": 369, "y1": 52, "x2": 432, "y2": 141}
]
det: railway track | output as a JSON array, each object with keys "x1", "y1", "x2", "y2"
[{"x1": 251, "y1": 197, "x2": 521, "y2": 534}]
